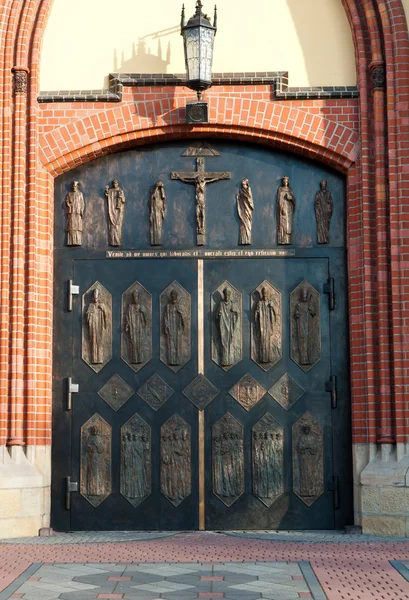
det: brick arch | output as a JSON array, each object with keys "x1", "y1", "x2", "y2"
[{"x1": 39, "y1": 100, "x2": 360, "y2": 177}]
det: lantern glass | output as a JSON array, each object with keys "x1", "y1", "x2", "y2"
[{"x1": 184, "y1": 26, "x2": 215, "y2": 85}]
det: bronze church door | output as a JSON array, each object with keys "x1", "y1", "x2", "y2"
[{"x1": 52, "y1": 140, "x2": 352, "y2": 531}]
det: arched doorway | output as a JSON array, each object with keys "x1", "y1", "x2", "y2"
[{"x1": 52, "y1": 139, "x2": 352, "y2": 531}]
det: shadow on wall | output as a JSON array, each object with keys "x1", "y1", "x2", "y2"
[
  {"x1": 286, "y1": 0, "x2": 356, "y2": 86},
  {"x1": 113, "y1": 25, "x2": 180, "y2": 74}
]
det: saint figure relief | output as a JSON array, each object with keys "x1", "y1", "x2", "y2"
[
  {"x1": 277, "y1": 176, "x2": 296, "y2": 245},
  {"x1": 255, "y1": 286, "x2": 277, "y2": 363},
  {"x1": 86, "y1": 288, "x2": 108, "y2": 364},
  {"x1": 125, "y1": 289, "x2": 146, "y2": 364},
  {"x1": 164, "y1": 289, "x2": 185, "y2": 366},
  {"x1": 122, "y1": 431, "x2": 149, "y2": 498},
  {"x1": 294, "y1": 286, "x2": 316, "y2": 365},
  {"x1": 236, "y1": 178, "x2": 254, "y2": 245},
  {"x1": 86, "y1": 425, "x2": 105, "y2": 496},
  {"x1": 105, "y1": 179, "x2": 125, "y2": 246},
  {"x1": 216, "y1": 287, "x2": 239, "y2": 367},
  {"x1": 65, "y1": 180, "x2": 85, "y2": 246},
  {"x1": 315, "y1": 179, "x2": 333, "y2": 244},
  {"x1": 297, "y1": 424, "x2": 321, "y2": 497},
  {"x1": 149, "y1": 181, "x2": 166, "y2": 246}
]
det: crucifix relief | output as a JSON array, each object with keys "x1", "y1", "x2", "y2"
[{"x1": 171, "y1": 157, "x2": 231, "y2": 245}]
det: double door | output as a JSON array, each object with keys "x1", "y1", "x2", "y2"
[{"x1": 52, "y1": 255, "x2": 349, "y2": 531}]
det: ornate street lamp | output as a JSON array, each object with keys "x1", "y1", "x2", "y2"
[{"x1": 181, "y1": 0, "x2": 217, "y2": 123}]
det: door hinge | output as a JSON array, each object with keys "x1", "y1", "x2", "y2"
[
  {"x1": 323, "y1": 277, "x2": 335, "y2": 310},
  {"x1": 325, "y1": 375, "x2": 337, "y2": 409},
  {"x1": 65, "y1": 476, "x2": 78, "y2": 510},
  {"x1": 328, "y1": 475, "x2": 340, "y2": 510},
  {"x1": 66, "y1": 377, "x2": 79, "y2": 411},
  {"x1": 67, "y1": 279, "x2": 80, "y2": 312}
]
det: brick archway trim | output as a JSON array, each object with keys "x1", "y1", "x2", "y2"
[{"x1": 39, "y1": 101, "x2": 360, "y2": 177}]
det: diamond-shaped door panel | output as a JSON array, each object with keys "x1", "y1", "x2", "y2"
[
  {"x1": 212, "y1": 413, "x2": 244, "y2": 507},
  {"x1": 229, "y1": 373, "x2": 266, "y2": 411},
  {"x1": 251, "y1": 280, "x2": 282, "y2": 371},
  {"x1": 82, "y1": 281, "x2": 112, "y2": 373},
  {"x1": 290, "y1": 280, "x2": 321, "y2": 372},
  {"x1": 120, "y1": 413, "x2": 151, "y2": 507},
  {"x1": 252, "y1": 413, "x2": 284, "y2": 507},
  {"x1": 183, "y1": 374, "x2": 219, "y2": 410},
  {"x1": 137, "y1": 374, "x2": 174, "y2": 411},
  {"x1": 98, "y1": 374, "x2": 134, "y2": 411},
  {"x1": 292, "y1": 412, "x2": 324, "y2": 506},
  {"x1": 211, "y1": 281, "x2": 242, "y2": 371},
  {"x1": 160, "y1": 414, "x2": 191, "y2": 506},
  {"x1": 160, "y1": 281, "x2": 191, "y2": 373},
  {"x1": 268, "y1": 373, "x2": 304, "y2": 411},
  {"x1": 80, "y1": 414, "x2": 111, "y2": 507},
  {"x1": 121, "y1": 281, "x2": 152, "y2": 373}
]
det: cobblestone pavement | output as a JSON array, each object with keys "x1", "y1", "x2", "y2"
[{"x1": 0, "y1": 532, "x2": 409, "y2": 599}]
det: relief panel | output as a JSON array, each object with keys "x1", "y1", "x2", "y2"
[
  {"x1": 120, "y1": 413, "x2": 151, "y2": 507},
  {"x1": 292, "y1": 412, "x2": 324, "y2": 506},
  {"x1": 268, "y1": 373, "x2": 304, "y2": 411},
  {"x1": 65, "y1": 180, "x2": 84, "y2": 246},
  {"x1": 160, "y1": 413, "x2": 191, "y2": 506},
  {"x1": 290, "y1": 280, "x2": 321, "y2": 372},
  {"x1": 121, "y1": 281, "x2": 152, "y2": 373},
  {"x1": 98, "y1": 373, "x2": 134, "y2": 412},
  {"x1": 137, "y1": 373, "x2": 174, "y2": 411},
  {"x1": 252, "y1": 413, "x2": 284, "y2": 507},
  {"x1": 211, "y1": 281, "x2": 242, "y2": 371},
  {"x1": 105, "y1": 179, "x2": 125, "y2": 246},
  {"x1": 315, "y1": 179, "x2": 333, "y2": 244},
  {"x1": 183, "y1": 374, "x2": 219, "y2": 410},
  {"x1": 251, "y1": 280, "x2": 282, "y2": 371},
  {"x1": 80, "y1": 414, "x2": 111, "y2": 507},
  {"x1": 229, "y1": 373, "x2": 266, "y2": 412},
  {"x1": 212, "y1": 413, "x2": 244, "y2": 507},
  {"x1": 160, "y1": 281, "x2": 191, "y2": 373},
  {"x1": 82, "y1": 281, "x2": 112, "y2": 373}
]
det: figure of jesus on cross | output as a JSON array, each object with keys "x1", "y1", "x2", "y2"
[{"x1": 171, "y1": 157, "x2": 231, "y2": 245}]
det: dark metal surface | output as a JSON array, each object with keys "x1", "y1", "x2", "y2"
[
  {"x1": 149, "y1": 181, "x2": 166, "y2": 246},
  {"x1": 97, "y1": 374, "x2": 134, "y2": 412},
  {"x1": 52, "y1": 139, "x2": 351, "y2": 532},
  {"x1": 236, "y1": 178, "x2": 254, "y2": 245}
]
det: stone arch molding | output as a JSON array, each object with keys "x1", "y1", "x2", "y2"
[{"x1": 39, "y1": 100, "x2": 360, "y2": 176}]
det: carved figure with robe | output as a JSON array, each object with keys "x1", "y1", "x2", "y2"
[
  {"x1": 125, "y1": 289, "x2": 146, "y2": 363},
  {"x1": 216, "y1": 287, "x2": 239, "y2": 366},
  {"x1": 86, "y1": 288, "x2": 108, "y2": 364},
  {"x1": 277, "y1": 176, "x2": 296, "y2": 245},
  {"x1": 255, "y1": 286, "x2": 277, "y2": 363},
  {"x1": 164, "y1": 290, "x2": 185, "y2": 365},
  {"x1": 86, "y1": 425, "x2": 105, "y2": 496},
  {"x1": 315, "y1": 179, "x2": 333, "y2": 244},
  {"x1": 297, "y1": 424, "x2": 321, "y2": 497},
  {"x1": 65, "y1": 180, "x2": 84, "y2": 246},
  {"x1": 149, "y1": 181, "x2": 166, "y2": 246},
  {"x1": 105, "y1": 179, "x2": 125, "y2": 246},
  {"x1": 236, "y1": 178, "x2": 254, "y2": 245},
  {"x1": 295, "y1": 286, "x2": 316, "y2": 365}
]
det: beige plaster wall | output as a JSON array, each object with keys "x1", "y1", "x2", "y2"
[
  {"x1": 403, "y1": 0, "x2": 409, "y2": 30},
  {"x1": 40, "y1": 0, "x2": 356, "y2": 91}
]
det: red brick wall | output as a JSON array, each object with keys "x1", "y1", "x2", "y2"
[{"x1": 0, "y1": 0, "x2": 408, "y2": 449}]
